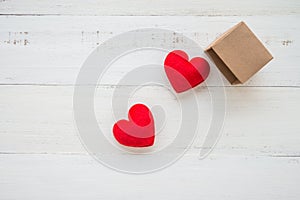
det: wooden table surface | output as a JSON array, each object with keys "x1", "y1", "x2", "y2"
[{"x1": 0, "y1": 1, "x2": 300, "y2": 199}]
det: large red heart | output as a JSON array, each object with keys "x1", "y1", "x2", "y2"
[
  {"x1": 164, "y1": 50, "x2": 210, "y2": 93},
  {"x1": 113, "y1": 104, "x2": 155, "y2": 147}
]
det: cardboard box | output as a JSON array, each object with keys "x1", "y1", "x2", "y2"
[{"x1": 205, "y1": 21, "x2": 273, "y2": 84}]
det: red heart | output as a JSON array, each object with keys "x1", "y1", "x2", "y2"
[
  {"x1": 164, "y1": 50, "x2": 210, "y2": 93},
  {"x1": 113, "y1": 104, "x2": 155, "y2": 147}
]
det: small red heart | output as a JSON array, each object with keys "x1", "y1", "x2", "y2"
[
  {"x1": 164, "y1": 50, "x2": 210, "y2": 93},
  {"x1": 113, "y1": 104, "x2": 155, "y2": 147}
]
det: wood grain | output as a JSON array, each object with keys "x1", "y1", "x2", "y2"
[
  {"x1": 0, "y1": 154, "x2": 299, "y2": 200},
  {"x1": 0, "y1": 15, "x2": 299, "y2": 86},
  {"x1": 0, "y1": 85, "x2": 299, "y2": 157},
  {"x1": 0, "y1": 1, "x2": 300, "y2": 199},
  {"x1": 0, "y1": 0, "x2": 299, "y2": 16}
]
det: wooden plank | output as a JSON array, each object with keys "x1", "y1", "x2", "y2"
[
  {"x1": 0, "y1": 154, "x2": 299, "y2": 199},
  {"x1": 0, "y1": 15, "x2": 299, "y2": 86},
  {"x1": 0, "y1": 0, "x2": 299, "y2": 16},
  {"x1": 0, "y1": 85, "x2": 299, "y2": 156}
]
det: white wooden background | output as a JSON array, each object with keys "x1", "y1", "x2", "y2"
[{"x1": 0, "y1": 0, "x2": 300, "y2": 199}]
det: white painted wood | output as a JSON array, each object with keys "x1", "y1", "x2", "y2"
[
  {"x1": 0, "y1": 0, "x2": 299, "y2": 16},
  {"x1": 1, "y1": 1, "x2": 300, "y2": 199},
  {"x1": 0, "y1": 15, "x2": 299, "y2": 86},
  {"x1": 0, "y1": 154, "x2": 299, "y2": 200},
  {"x1": 0, "y1": 86, "x2": 299, "y2": 157}
]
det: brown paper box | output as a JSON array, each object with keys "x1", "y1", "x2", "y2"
[{"x1": 205, "y1": 21, "x2": 273, "y2": 84}]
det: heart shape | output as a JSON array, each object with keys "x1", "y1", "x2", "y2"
[
  {"x1": 113, "y1": 104, "x2": 155, "y2": 147},
  {"x1": 164, "y1": 50, "x2": 210, "y2": 93}
]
